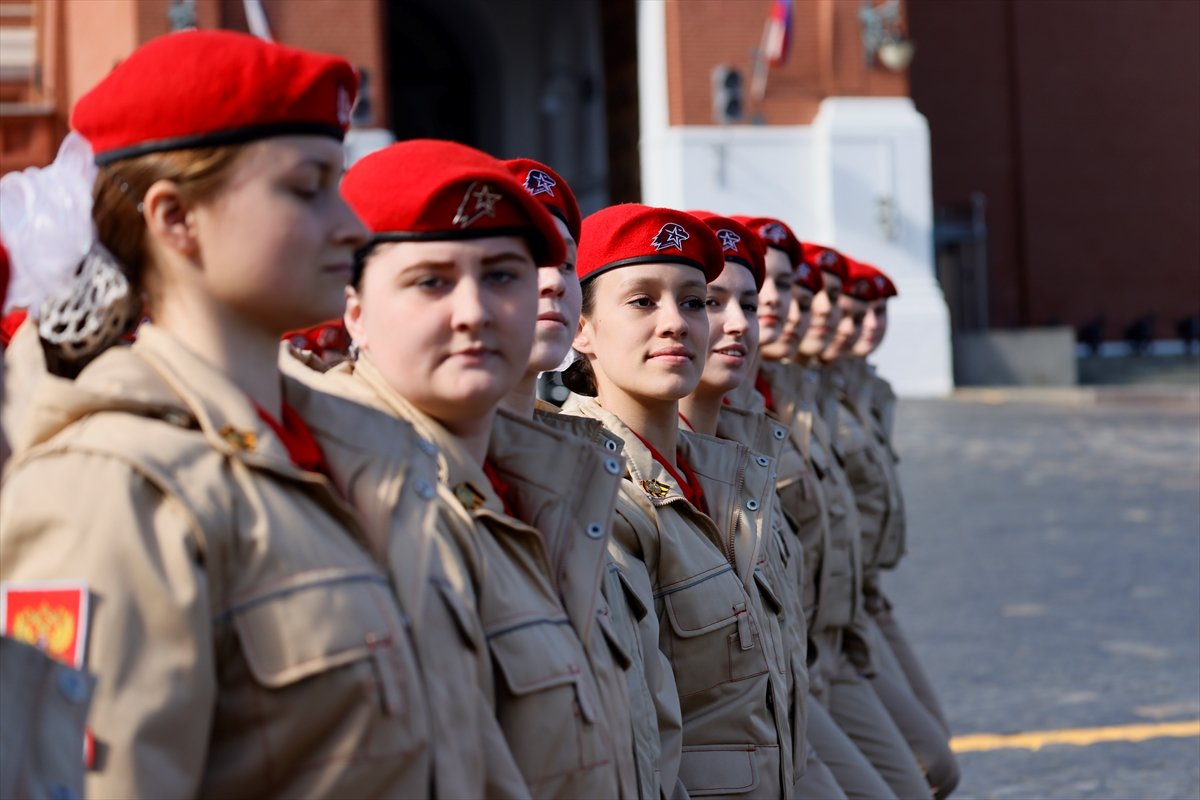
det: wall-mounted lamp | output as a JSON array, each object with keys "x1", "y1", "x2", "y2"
[
  {"x1": 168, "y1": 0, "x2": 197, "y2": 31},
  {"x1": 859, "y1": 0, "x2": 915, "y2": 72}
]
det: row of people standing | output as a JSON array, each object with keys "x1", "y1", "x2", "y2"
[{"x1": 0, "y1": 29, "x2": 956, "y2": 800}]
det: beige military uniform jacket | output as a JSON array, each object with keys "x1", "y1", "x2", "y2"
[
  {"x1": 0, "y1": 324, "x2": 433, "y2": 798},
  {"x1": 279, "y1": 347, "x2": 529, "y2": 799},
  {"x1": 829, "y1": 360, "x2": 906, "y2": 610},
  {"x1": 563, "y1": 394, "x2": 794, "y2": 799},
  {"x1": 535, "y1": 408, "x2": 682, "y2": 800},
  {"x1": 0, "y1": 636, "x2": 93, "y2": 800},
  {"x1": 758, "y1": 361, "x2": 873, "y2": 687},
  {"x1": 308, "y1": 355, "x2": 627, "y2": 799},
  {"x1": 712, "y1": 400, "x2": 809, "y2": 783}
]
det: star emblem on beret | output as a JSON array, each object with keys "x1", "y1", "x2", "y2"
[
  {"x1": 716, "y1": 229, "x2": 741, "y2": 252},
  {"x1": 524, "y1": 169, "x2": 557, "y2": 197},
  {"x1": 760, "y1": 222, "x2": 787, "y2": 243},
  {"x1": 453, "y1": 182, "x2": 503, "y2": 229},
  {"x1": 651, "y1": 223, "x2": 690, "y2": 252}
]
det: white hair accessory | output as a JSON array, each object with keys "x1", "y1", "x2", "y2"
[
  {"x1": 0, "y1": 132, "x2": 98, "y2": 317},
  {"x1": 38, "y1": 242, "x2": 139, "y2": 362},
  {"x1": 553, "y1": 347, "x2": 580, "y2": 373}
]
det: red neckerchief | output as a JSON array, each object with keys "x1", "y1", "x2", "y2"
[
  {"x1": 1, "y1": 309, "x2": 28, "y2": 349},
  {"x1": 483, "y1": 459, "x2": 517, "y2": 517},
  {"x1": 677, "y1": 412, "x2": 696, "y2": 432},
  {"x1": 629, "y1": 429, "x2": 708, "y2": 515},
  {"x1": 755, "y1": 371, "x2": 775, "y2": 412},
  {"x1": 256, "y1": 402, "x2": 329, "y2": 476},
  {"x1": 721, "y1": 396, "x2": 732, "y2": 406}
]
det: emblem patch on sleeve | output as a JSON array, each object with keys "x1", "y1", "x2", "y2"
[{"x1": 0, "y1": 581, "x2": 89, "y2": 669}]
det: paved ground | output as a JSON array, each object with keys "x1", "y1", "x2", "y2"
[{"x1": 882, "y1": 391, "x2": 1200, "y2": 800}]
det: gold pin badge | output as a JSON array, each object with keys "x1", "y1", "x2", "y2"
[
  {"x1": 218, "y1": 424, "x2": 257, "y2": 452},
  {"x1": 454, "y1": 482, "x2": 485, "y2": 511},
  {"x1": 640, "y1": 479, "x2": 671, "y2": 499}
]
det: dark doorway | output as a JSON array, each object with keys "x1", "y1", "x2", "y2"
[{"x1": 384, "y1": 2, "x2": 477, "y2": 146}]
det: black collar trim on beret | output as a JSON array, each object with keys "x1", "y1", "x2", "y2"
[
  {"x1": 92, "y1": 121, "x2": 347, "y2": 165},
  {"x1": 725, "y1": 254, "x2": 754, "y2": 270},
  {"x1": 581, "y1": 254, "x2": 708, "y2": 284}
]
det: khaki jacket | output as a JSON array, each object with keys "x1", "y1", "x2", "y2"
[
  {"x1": 0, "y1": 636, "x2": 93, "y2": 800},
  {"x1": 280, "y1": 347, "x2": 529, "y2": 799},
  {"x1": 312, "y1": 355, "x2": 626, "y2": 799},
  {"x1": 758, "y1": 362, "x2": 874, "y2": 683},
  {"x1": 0, "y1": 324, "x2": 433, "y2": 798},
  {"x1": 831, "y1": 360, "x2": 906, "y2": 602},
  {"x1": 534, "y1": 408, "x2": 679, "y2": 800},
  {"x1": 563, "y1": 395, "x2": 793, "y2": 799},
  {"x1": 712, "y1": 402, "x2": 809, "y2": 783},
  {"x1": 863, "y1": 365, "x2": 906, "y2": 573}
]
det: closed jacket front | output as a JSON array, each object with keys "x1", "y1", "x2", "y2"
[
  {"x1": 313, "y1": 355, "x2": 625, "y2": 800},
  {"x1": 0, "y1": 325, "x2": 433, "y2": 799},
  {"x1": 563, "y1": 395, "x2": 793, "y2": 799},
  {"x1": 280, "y1": 347, "x2": 529, "y2": 799}
]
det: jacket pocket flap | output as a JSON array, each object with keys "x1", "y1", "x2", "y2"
[
  {"x1": 432, "y1": 576, "x2": 481, "y2": 652},
  {"x1": 752, "y1": 569, "x2": 784, "y2": 616},
  {"x1": 615, "y1": 567, "x2": 648, "y2": 621},
  {"x1": 678, "y1": 746, "x2": 758, "y2": 796},
  {"x1": 595, "y1": 611, "x2": 633, "y2": 671},
  {"x1": 489, "y1": 621, "x2": 582, "y2": 696},
  {"x1": 662, "y1": 568, "x2": 741, "y2": 638},
  {"x1": 232, "y1": 571, "x2": 398, "y2": 688}
]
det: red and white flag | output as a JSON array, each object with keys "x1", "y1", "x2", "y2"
[{"x1": 764, "y1": 0, "x2": 794, "y2": 66}]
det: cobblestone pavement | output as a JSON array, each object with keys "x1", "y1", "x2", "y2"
[{"x1": 882, "y1": 393, "x2": 1200, "y2": 800}]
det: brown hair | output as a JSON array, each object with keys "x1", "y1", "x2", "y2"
[
  {"x1": 561, "y1": 277, "x2": 599, "y2": 395},
  {"x1": 93, "y1": 145, "x2": 247, "y2": 296}
]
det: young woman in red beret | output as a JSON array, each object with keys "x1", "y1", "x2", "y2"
[
  {"x1": 297, "y1": 139, "x2": 635, "y2": 800},
  {"x1": 0, "y1": 30, "x2": 444, "y2": 797},
  {"x1": 561, "y1": 204, "x2": 795, "y2": 798}
]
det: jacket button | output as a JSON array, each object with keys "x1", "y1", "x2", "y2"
[
  {"x1": 414, "y1": 480, "x2": 435, "y2": 500},
  {"x1": 746, "y1": 499, "x2": 760, "y2": 511},
  {"x1": 586, "y1": 523, "x2": 604, "y2": 539},
  {"x1": 755, "y1": 455, "x2": 770, "y2": 467},
  {"x1": 418, "y1": 438, "x2": 438, "y2": 457},
  {"x1": 49, "y1": 785, "x2": 77, "y2": 800},
  {"x1": 773, "y1": 428, "x2": 786, "y2": 440},
  {"x1": 604, "y1": 458, "x2": 621, "y2": 475},
  {"x1": 604, "y1": 439, "x2": 618, "y2": 451},
  {"x1": 56, "y1": 668, "x2": 88, "y2": 705}
]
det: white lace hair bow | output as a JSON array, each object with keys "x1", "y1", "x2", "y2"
[{"x1": 0, "y1": 132, "x2": 98, "y2": 318}]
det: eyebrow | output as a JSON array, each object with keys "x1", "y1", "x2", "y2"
[{"x1": 481, "y1": 250, "x2": 531, "y2": 266}]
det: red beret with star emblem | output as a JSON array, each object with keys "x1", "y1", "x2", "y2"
[
  {"x1": 72, "y1": 30, "x2": 357, "y2": 165},
  {"x1": 342, "y1": 139, "x2": 566, "y2": 277},
  {"x1": 578, "y1": 204, "x2": 724, "y2": 284},
  {"x1": 503, "y1": 158, "x2": 582, "y2": 243},
  {"x1": 731, "y1": 215, "x2": 803, "y2": 272},
  {"x1": 845, "y1": 258, "x2": 897, "y2": 300},
  {"x1": 800, "y1": 242, "x2": 849, "y2": 285},
  {"x1": 842, "y1": 256, "x2": 885, "y2": 302},
  {"x1": 688, "y1": 211, "x2": 766, "y2": 290}
]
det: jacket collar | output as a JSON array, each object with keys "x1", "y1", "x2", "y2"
[{"x1": 563, "y1": 394, "x2": 771, "y2": 588}]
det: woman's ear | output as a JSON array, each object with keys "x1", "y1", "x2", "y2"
[
  {"x1": 573, "y1": 315, "x2": 596, "y2": 357},
  {"x1": 143, "y1": 179, "x2": 198, "y2": 258},
  {"x1": 344, "y1": 285, "x2": 367, "y2": 351}
]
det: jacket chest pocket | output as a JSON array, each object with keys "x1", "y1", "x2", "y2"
[
  {"x1": 660, "y1": 567, "x2": 770, "y2": 699},
  {"x1": 488, "y1": 620, "x2": 611, "y2": 790},
  {"x1": 223, "y1": 570, "x2": 424, "y2": 774}
]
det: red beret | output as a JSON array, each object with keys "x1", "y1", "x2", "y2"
[
  {"x1": 578, "y1": 204, "x2": 724, "y2": 284},
  {"x1": 503, "y1": 158, "x2": 582, "y2": 243},
  {"x1": 688, "y1": 211, "x2": 766, "y2": 290},
  {"x1": 846, "y1": 258, "x2": 897, "y2": 299},
  {"x1": 283, "y1": 319, "x2": 351, "y2": 358},
  {"x1": 342, "y1": 140, "x2": 566, "y2": 274},
  {"x1": 800, "y1": 242, "x2": 849, "y2": 284},
  {"x1": 732, "y1": 215, "x2": 803, "y2": 272},
  {"x1": 843, "y1": 256, "x2": 885, "y2": 302},
  {"x1": 793, "y1": 259, "x2": 825, "y2": 294},
  {"x1": 72, "y1": 30, "x2": 357, "y2": 166}
]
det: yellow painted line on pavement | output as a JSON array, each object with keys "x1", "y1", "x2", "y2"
[{"x1": 950, "y1": 720, "x2": 1200, "y2": 753}]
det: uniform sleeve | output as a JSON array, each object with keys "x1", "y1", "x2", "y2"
[
  {"x1": 0, "y1": 451, "x2": 217, "y2": 800},
  {"x1": 611, "y1": 494, "x2": 686, "y2": 798}
]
